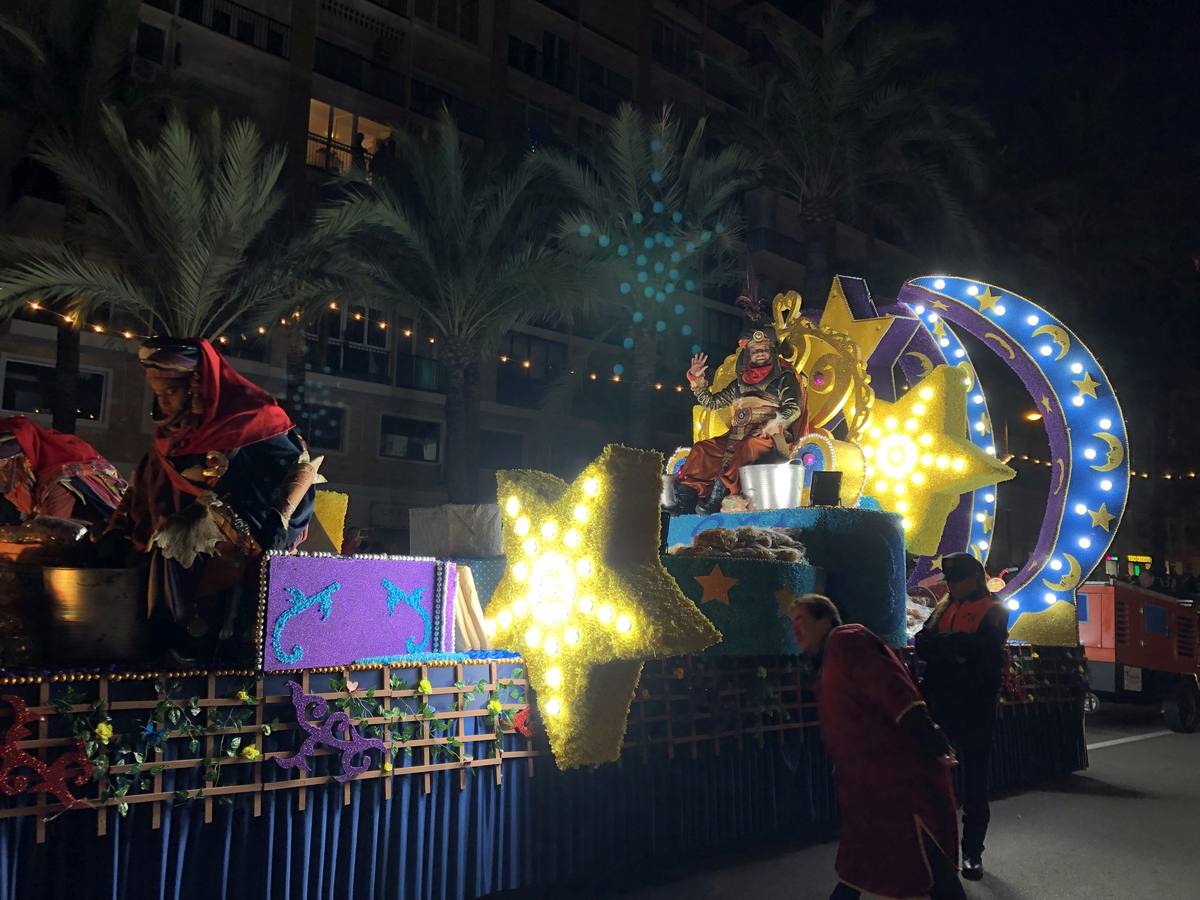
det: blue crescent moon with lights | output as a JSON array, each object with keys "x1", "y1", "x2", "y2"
[{"x1": 893, "y1": 276, "x2": 1131, "y2": 629}]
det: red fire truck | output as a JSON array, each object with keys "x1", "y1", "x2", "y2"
[{"x1": 1077, "y1": 581, "x2": 1200, "y2": 732}]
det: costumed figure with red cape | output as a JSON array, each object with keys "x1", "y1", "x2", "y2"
[
  {"x1": 0, "y1": 416, "x2": 126, "y2": 525},
  {"x1": 102, "y1": 338, "x2": 320, "y2": 665},
  {"x1": 668, "y1": 327, "x2": 808, "y2": 515},
  {"x1": 792, "y1": 594, "x2": 966, "y2": 900}
]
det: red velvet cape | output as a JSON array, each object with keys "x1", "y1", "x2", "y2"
[{"x1": 817, "y1": 625, "x2": 959, "y2": 898}]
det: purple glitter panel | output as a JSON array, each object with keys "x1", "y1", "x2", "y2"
[{"x1": 261, "y1": 554, "x2": 457, "y2": 671}]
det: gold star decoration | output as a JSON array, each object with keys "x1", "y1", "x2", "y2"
[
  {"x1": 976, "y1": 287, "x2": 1002, "y2": 313},
  {"x1": 775, "y1": 586, "x2": 802, "y2": 620},
  {"x1": 1041, "y1": 395, "x2": 1053, "y2": 413},
  {"x1": 694, "y1": 564, "x2": 738, "y2": 606},
  {"x1": 488, "y1": 445, "x2": 720, "y2": 769},
  {"x1": 857, "y1": 365, "x2": 1015, "y2": 556},
  {"x1": 930, "y1": 299, "x2": 950, "y2": 310},
  {"x1": 1073, "y1": 372, "x2": 1101, "y2": 399},
  {"x1": 1088, "y1": 503, "x2": 1116, "y2": 532},
  {"x1": 979, "y1": 510, "x2": 995, "y2": 534},
  {"x1": 818, "y1": 277, "x2": 898, "y2": 365}
]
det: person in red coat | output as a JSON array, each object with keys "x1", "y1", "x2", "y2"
[{"x1": 791, "y1": 594, "x2": 965, "y2": 900}]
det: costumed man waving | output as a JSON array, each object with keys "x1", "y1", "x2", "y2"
[
  {"x1": 102, "y1": 338, "x2": 320, "y2": 666},
  {"x1": 914, "y1": 552, "x2": 1009, "y2": 882},
  {"x1": 669, "y1": 328, "x2": 807, "y2": 514},
  {"x1": 0, "y1": 416, "x2": 125, "y2": 525}
]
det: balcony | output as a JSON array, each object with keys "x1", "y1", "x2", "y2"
[
  {"x1": 411, "y1": 80, "x2": 488, "y2": 137},
  {"x1": 747, "y1": 227, "x2": 804, "y2": 262},
  {"x1": 537, "y1": 0, "x2": 580, "y2": 18},
  {"x1": 306, "y1": 133, "x2": 373, "y2": 174},
  {"x1": 507, "y1": 38, "x2": 576, "y2": 94},
  {"x1": 314, "y1": 40, "x2": 406, "y2": 105},
  {"x1": 178, "y1": 0, "x2": 290, "y2": 59}
]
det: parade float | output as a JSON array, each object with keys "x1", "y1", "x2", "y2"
[{"x1": 0, "y1": 275, "x2": 1125, "y2": 900}]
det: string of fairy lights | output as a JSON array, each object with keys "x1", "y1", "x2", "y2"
[
  {"x1": 1009, "y1": 453, "x2": 1194, "y2": 483},
  {"x1": 19, "y1": 299, "x2": 693, "y2": 392}
]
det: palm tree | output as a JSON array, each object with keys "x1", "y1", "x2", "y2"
[
  {"x1": 541, "y1": 103, "x2": 759, "y2": 450},
  {"x1": 724, "y1": 0, "x2": 988, "y2": 302},
  {"x1": 0, "y1": 0, "x2": 165, "y2": 432},
  {"x1": 0, "y1": 106, "x2": 363, "y2": 346},
  {"x1": 315, "y1": 109, "x2": 599, "y2": 503}
]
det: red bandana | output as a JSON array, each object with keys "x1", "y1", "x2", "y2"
[{"x1": 741, "y1": 364, "x2": 775, "y2": 385}]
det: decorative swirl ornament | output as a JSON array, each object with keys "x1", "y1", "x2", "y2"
[{"x1": 899, "y1": 277, "x2": 1130, "y2": 643}]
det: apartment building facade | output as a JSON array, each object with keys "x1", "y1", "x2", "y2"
[{"x1": 0, "y1": 0, "x2": 908, "y2": 548}]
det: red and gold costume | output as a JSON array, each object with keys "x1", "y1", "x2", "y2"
[
  {"x1": 0, "y1": 416, "x2": 125, "y2": 524},
  {"x1": 105, "y1": 339, "x2": 318, "y2": 662},
  {"x1": 819, "y1": 624, "x2": 960, "y2": 899},
  {"x1": 676, "y1": 331, "x2": 808, "y2": 503}
]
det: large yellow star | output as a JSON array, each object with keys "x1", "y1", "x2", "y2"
[
  {"x1": 694, "y1": 564, "x2": 738, "y2": 606},
  {"x1": 1073, "y1": 372, "x2": 1101, "y2": 399},
  {"x1": 857, "y1": 365, "x2": 1015, "y2": 555},
  {"x1": 818, "y1": 277, "x2": 898, "y2": 365},
  {"x1": 487, "y1": 445, "x2": 720, "y2": 769},
  {"x1": 1088, "y1": 503, "x2": 1116, "y2": 532}
]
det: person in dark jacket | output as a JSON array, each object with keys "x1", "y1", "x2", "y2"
[{"x1": 914, "y1": 552, "x2": 1009, "y2": 881}]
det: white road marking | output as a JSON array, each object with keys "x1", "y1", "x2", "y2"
[{"x1": 1087, "y1": 730, "x2": 1173, "y2": 750}]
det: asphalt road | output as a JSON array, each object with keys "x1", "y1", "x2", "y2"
[{"x1": 624, "y1": 704, "x2": 1200, "y2": 900}]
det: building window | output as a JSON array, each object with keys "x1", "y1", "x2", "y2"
[
  {"x1": 496, "y1": 333, "x2": 568, "y2": 408},
  {"x1": 579, "y1": 57, "x2": 632, "y2": 115},
  {"x1": 653, "y1": 18, "x2": 696, "y2": 76},
  {"x1": 0, "y1": 357, "x2": 107, "y2": 423},
  {"x1": 307, "y1": 98, "x2": 394, "y2": 173},
  {"x1": 479, "y1": 430, "x2": 524, "y2": 470},
  {"x1": 702, "y1": 309, "x2": 744, "y2": 358},
  {"x1": 135, "y1": 22, "x2": 166, "y2": 64},
  {"x1": 411, "y1": 79, "x2": 487, "y2": 136},
  {"x1": 304, "y1": 404, "x2": 346, "y2": 452},
  {"x1": 414, "y1": 0, "x2": 478, "y2": 42},
  {"x1": 307, "y1": 303, "x2": 391, "y2": 384},
  {"x1": 380, "y1": 415, "x2": 440, "y2": 462},
  {"x1": 314, "y1": 40, "x2": 406, "y2": 104},
  {"x1": 393, "y1": 318, "x2": 443, "y2": 392}
]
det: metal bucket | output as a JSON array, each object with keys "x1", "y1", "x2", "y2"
[
  {"x1": 43, "y1": 567, "x2": 149, "y2": 663},
  {"x1": 740, "y1": 463, "x2": 805, "y2": 511},
  {"x1": 661, "y1": 474, "x2": 677, "y2": 508}
]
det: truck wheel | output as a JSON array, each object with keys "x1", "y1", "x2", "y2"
[
  {"x1": 1162, "y1": 680, "x2": 1200, "y2": 733},
  {"x1": 1084, "y1": 692, "x2": 1100, "y2": 714}
]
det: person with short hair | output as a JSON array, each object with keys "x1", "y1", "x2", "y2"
[
  {"x1": 914, "y1": 552, "x2": 1009, "y2": 881},
  {"x1": 792, "y1": 594, "x2": 965, "y2": 900}
]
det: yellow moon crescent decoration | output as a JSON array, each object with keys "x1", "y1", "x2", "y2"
[
  {"x1": 1042, "y1": 553, "x2": 1082, "y2": 593},
  {"x1": 1091, "y1": 432, "x2": 1124, "y2": 472},
  {"x1": 1032, "y1": 324, "x2": 1071, "y2": 360},
  {"x1": 904, "y1": 351, "x2": 934, "y2": 378}
]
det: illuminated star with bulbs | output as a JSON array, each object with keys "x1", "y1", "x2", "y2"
[
  {"x1": 487, "y1": 445, "x2": 720, "y2": 769},
  {"x1": 857, "y1": 365, "x2": 1016, "y2": 556}
]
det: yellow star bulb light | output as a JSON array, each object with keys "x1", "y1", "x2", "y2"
[
  {"x1": 489, "y1": 445, "x2": 720, "y2": 769},
  {"x1": 857, "y1": 365, "x2": 1015, "y2": 555}
]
